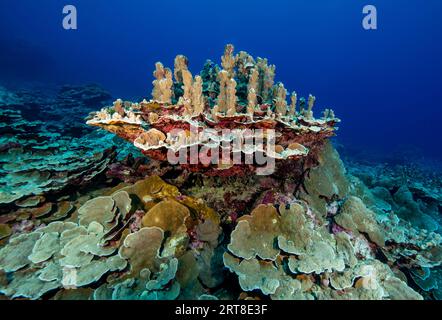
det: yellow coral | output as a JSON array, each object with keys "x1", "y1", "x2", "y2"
[
  {"x1": 152, "y1": 62, "x2": 173, "y2": 104},
  {"x1": 191, "y1": 75, "x2": 204, "y2": 116},
  {"x1": 221, "y1": 44, "x2": 235, "y2": 78},
  {"x1": 173, "y1": 55, "x2": 189, "y2": 83},
  {"x1": 288, "y1": 92, "x2": 297, "y2": 117},
  {"x1": 274, "y1": 83, "x2": 287, "y2": 117}
]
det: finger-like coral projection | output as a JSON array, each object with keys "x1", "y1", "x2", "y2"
[
  {"x1": 221, "y1": 44, "x2": 236, "y2": 78},
  {"x1": 86, "y1": 44, "x2": 339, "y2": 177},
  {"x1": 274, "y1": 83, "x2": 288, "y2": 117},
  {"x1": 152, "y1": 62, "x2": 173, "y2": 104}
]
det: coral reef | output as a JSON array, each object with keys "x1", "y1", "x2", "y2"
[
  {"x1": 1, "y1": 134, "x2": 438, "y2": 300},
  {"x1": 0, "y1": 105, "x2": 118, "y2": 206},
  {"x1": 0, "y1": 176, "x2": 224, "y2": 300},
  {"x1": 223, "y1": 144, "x2": 440, "y2": 300},
  {"x1": 0, "y1": 47, "x2": 441, "y2": 301},
  {"x1": 347, "y1": 161, "x2": 441, "y2": 233},
  {"x1": 0, "y1": 84, "x2": 144, "y2": 210},
  {"x1": 1, "y1": 84, "x2": 112, "y2": 137},
  {"x1": 86, "y1": 44, "x2": 339, "y2": 177},
  {"x1": 342, "y1": 158, "x2": 442, "y2": 299}
]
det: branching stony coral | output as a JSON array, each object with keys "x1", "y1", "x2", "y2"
[
  {"x1": 86, "y1": 44, "x2": 339, "y2": 177},
  {"x1": 221, "y1": 44, "x2": 236, "y2": 78},
  {"x1": 152, "y1": 63, "x2": 173, "y2": 104}
]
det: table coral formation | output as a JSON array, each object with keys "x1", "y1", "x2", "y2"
[{"x1": 86, "y1": 44, "x2": 339, "y2": 177}]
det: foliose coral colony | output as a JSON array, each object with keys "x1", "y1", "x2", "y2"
[{"x1": 0, "y1": 45, "x2": 440, "y2": 300}]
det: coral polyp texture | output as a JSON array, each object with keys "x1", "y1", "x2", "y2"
[{"x1": 86, "y1": 44, "x2": 339, "y2": 176}]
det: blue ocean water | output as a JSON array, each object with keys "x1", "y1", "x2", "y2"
[{"x1": 0, "y1": 0, "x2": 441, "y2": 162}]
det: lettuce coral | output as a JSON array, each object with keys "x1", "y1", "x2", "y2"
[
  {"x1": 1, "y1": 48, "x2": 440, "y2": 302},
  {"x1": 335, "y1": 196, "x2": 385, "y2": 246},
  {"x1": 0, "y1": 176, "x2": 222, "y2": 300},
  {"x1": 224, "y1": 199, "x2": 424, "y2": 300}
]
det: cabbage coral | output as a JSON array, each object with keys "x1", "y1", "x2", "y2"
[
  {"x1": 0, "y1": 176, "x2": 223, "y2": 300},
  {"x1": 224, "y1": 199, "x2": 424, "y2": 300}
]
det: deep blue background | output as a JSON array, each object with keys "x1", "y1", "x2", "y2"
[{"x1": 1, "y1": 0, "x2": 441, "y2": 161}]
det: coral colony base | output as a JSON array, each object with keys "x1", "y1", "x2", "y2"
[{"x1": 0, "y1": 45, "x2": 441, "y2": 301}]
